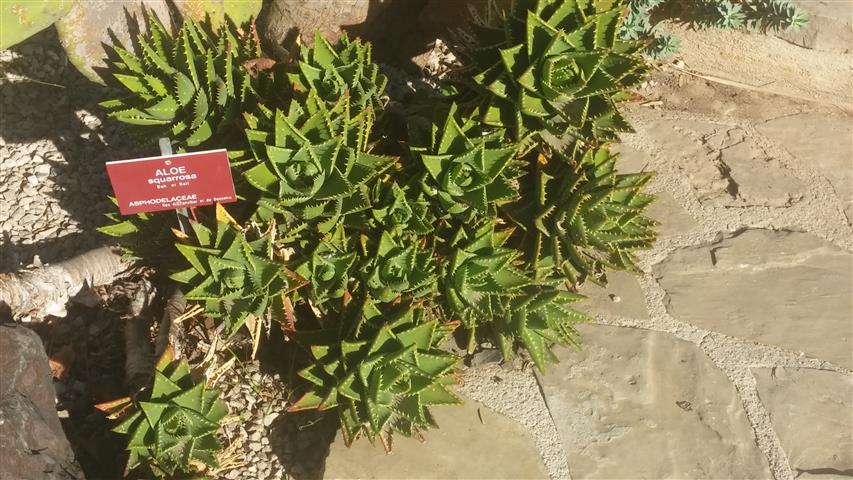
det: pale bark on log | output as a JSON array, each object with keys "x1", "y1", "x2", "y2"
[
  {"x1": 0, "y1": 247, "x2": 128, "y2": 320},
  {"x1": 154, "y1": 288, "x2": 187, "y2": 361}
]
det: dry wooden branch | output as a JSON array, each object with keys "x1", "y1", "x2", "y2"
[{"x1": 0, "y1": 247, "x2": 128, "y2": 320}]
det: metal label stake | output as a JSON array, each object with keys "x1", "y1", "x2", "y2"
[{"x1": 158, "y1": 137, "x2": 190, "y2": 234}]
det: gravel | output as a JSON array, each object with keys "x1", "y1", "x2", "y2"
[
  {"x1": 215, "y1": 360, "x2": 339, "y2": 480},
  {"x1": 0, "y1": 28, "x2": 147, "y2": 272}
]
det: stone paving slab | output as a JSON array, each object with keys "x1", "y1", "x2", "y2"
[
  {"x1": 539, "y1": 324, "x2": 771, "y2": 480},
  {"x1": 753, "y1": 368, "x2": 853, "y2": 479},
  {"x1": 654, "y1": 229, "x2": 853, "y2": 369},
  {"x1": 323, "y1": 399, "x2": 548, "y2": 479},
  {"x1": 756, "y1": 112, "x2": 853, "y2": 223}
]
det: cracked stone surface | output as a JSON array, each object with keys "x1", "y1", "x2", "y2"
[
  {"x1": 756, "y1": 112, "x2": 853, "y2": 223},
  {"x1": 753, "y1": 368, "x2": 853, "y2": 479},
  {"x1": 654, "y1": 229, "x2": 852, "y2": 369},
  {"x1": 539, "y1": 324, "x2": 771, "y2": 480},
  {"x1": 323, "y1": 399, "x2": 548, "y2": 479}
]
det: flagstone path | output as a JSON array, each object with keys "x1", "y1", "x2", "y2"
[{"x1": 324, "y1": 15, "x2": 853, "y2": 480}]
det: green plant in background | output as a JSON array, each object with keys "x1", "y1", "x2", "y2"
[
  {"x1": 458, "y1": 0, "x2": 647, "y2": 147},
  {"x1": 288, "y1": 32, "x2": 388, "y2": 112},
  {"x1": 99, "y1": 12, "x2": 273, "y2": 151},
  {"x1": 98, "y1": 0, "x2": 658, "y2": 450},
  {"x1": 290, "y1": 299, "x2": 461, "y2": 448},
  {"x1": 113, "y1": 350, "x2": 227, "y2": 478},
  {"x1": 622, "y1": 0, "x2": 809, "y2": 58}
]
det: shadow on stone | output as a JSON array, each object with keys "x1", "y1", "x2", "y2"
[{"x1": 268, "y1": 410, "x2": 339, "y2": 480}]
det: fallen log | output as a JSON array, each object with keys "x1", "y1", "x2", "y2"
[{"x1": 0, "y1": 247, "x2": 128, "y2": 320}]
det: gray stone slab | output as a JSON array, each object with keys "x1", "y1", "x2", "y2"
[
  {"x1": 646, "y1": 191, "x2": 699, "y2": 239},
  {"x1": 539, "y1": 324, "x2": 771, "y2": 479},
  {"x1": 757, "y1": 112, "x2": 853, "y2": 222},
  {"x1": 753, "y1": 368, "x2": 853, "y2": 479},
  {"x1": 323, "y1": 399, "x2": 548, "y2": 479},
  {"x1": 655, "y1": 229, "x2": 853, "y2": 368},
  {"x1": 580, "y1": 271, "x2": 649, "y2": 320}
]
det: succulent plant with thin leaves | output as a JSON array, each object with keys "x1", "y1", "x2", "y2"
[
  {"x1": 290, "y1": 299, "x2": 461, "y2": 448},
  {"x1": 169, "y1": 206, "x2": 298, "y2": 336},
  {"x1": 100, "y1": 13, "x2": 272, "y2": 151},
  {"x1": 241, "y1": 90, "x2": 395, "y2": 231},
  {"x1": 506, "y1": 146, "x2": 657, "y2": 286},
  {"x1": 459, "y1": 0, "x2": 648, "y2": 147},
  {"x1": 621, "y1": 0, "x2": 809, "y2": 59},
  {"x1": 113, "y1": 350, "x2": 227, "y2": 478},
  {"x1": 288, "y1": 31, "x2": 388, "y2": 112},
  {"x1": 409, "y1": 104, "x2": 522, "y2": 216}
]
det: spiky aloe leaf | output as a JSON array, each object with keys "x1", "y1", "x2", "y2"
[
  {"x1": 409, "y1": 103, "x2": 523, "y2": 217},
  {"x1": 293, "y1": 240, "x2": 356, "y2": 306},
  {"x1": 505, "y1": 145, "x2": 657, "y2": 285},
  {"x1": 460, "y1": 0, "x2": 648, "y2": 147},
  {"x1": 288, "y1": 31, "x2": 388, "y2": 112},
  {"x1": 241, "y1": 90, "x2": 395, "y2": 228},
  {"x1": 114, "y1": 350, "x2": 227, "y2": 478},
  {"x1": 169, "y1": 212, "x2": 296, "y2": 336},
  {"x1": 493, "y1": 285, "x2": 588, "y2": 371},
  {"x1": 289, "y1": 299, "x2": 461, "y2": 447},
  {"x1": 100, "y1": 13, "x2": 274, "y2": 151},
  {"x1": 98, "y1": 198, "x2": 177, "y2": 263},
  {"x1": 365, "y1": 230, "x2": 435, "y2": 304}
]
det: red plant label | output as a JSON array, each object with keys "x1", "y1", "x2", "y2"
[{"x1": 105, "y1": 149, "x2": 237, "y2": 215}]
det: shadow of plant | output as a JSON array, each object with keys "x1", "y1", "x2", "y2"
[{"x1": 0, "y1": 27, "x2": 149, "y2": 272}]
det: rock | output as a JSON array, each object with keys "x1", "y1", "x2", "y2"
[
  {"x1": 55, "y1": 0, "x2": 261, "y2": 83},
  {"x1": 640, "y1": 119, "x2": 807, "y2": 207},
  {"x1": 645, "y1": 192, "x2": 698, "y2": 239},
  {"x1": 753, "y1": 368, "x2": 852, "y2": 478},
  {"x1": 756, "y1": 111, "x2": 853, "y2": 223},
  {"x1": 579, "y1": 271, "x2": 649, "y2": 320},
  {"x1": 538, "y1": 324, "x2": 771, "y2": 479},
  {"x1": 669, "y1": 24, "x2": 852, "y2": 108},
  {"x1": 259, "y1": 0, "x2": 392, "y2": 51},
  {"x1": 324, "y1": 399, "x2": 548, "y2": 479},
  {"x1": 419, "y1": 0, "x2": 512, "y2": 38},
  {"x1": 0, "y1": 326, "x2": 82, "y2": 479},
  {"x1": 716, "y1": 135, "x2": 806, "y2": 207},
  {"x1": 655, "y1": 229, "x2": 853, "y2": 368},
  {"x1": 775, "y1": 0, "x2": 853, "y2": 54},
  {"x1": 26, "y1": 174, "x2": 39, "y2": 186},
  {"x1": 469, "y1": 348, "x2": 503, "y2": 367}
]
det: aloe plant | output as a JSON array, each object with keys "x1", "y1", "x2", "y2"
[
  {"x1": 114, "y1": 350, "x2": 227, "y2": 478},
  {"x1": 241, "y1": 90, "x2": 395, "y2": 231},
  {"x1": 409, "y1": 104, "x2": 522, "y2": 216},
  {"x1": 460, "y1": 0, "x2": 647, "y2": 147},
  {"x1": 288, "y1": 32, "x2": 388, "y2": 112},
  {"x1": 96, "y1": 2, "x2": 660, "y2": 452},
  {"x1": 506, "y1": 146, "x2": 657, "y2": 285},
  {"x1": 365, "y1": 230, "x2": 435, "y2": 303},
  {"x1": 99, "y1": 13, "x2": 273, "y2": 151},
  {"x1": 169, "y1": 206, "x2": 296, "y2": 336},
  {"x1": 290, "y1": 299, "x2": 461, "y2": 447}
]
